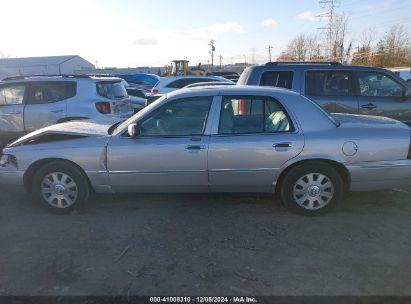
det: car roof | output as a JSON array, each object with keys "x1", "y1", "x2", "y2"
[
  {"x1": 184, "y1": 81, "x2": 235, "y2": 88},
  {"x1": 248, "y1": 62, "x2": 391, "y2": 73},
  {"x1": 166, "y1": 85, "x2": 300, "y2": 98},
  {"x1": 0, "y1": 75, "x2": 123, "y2": 83}
]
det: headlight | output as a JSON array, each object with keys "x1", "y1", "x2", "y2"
[{"x1": 0, "y1": 154, "x2": 17, "y2": 168}]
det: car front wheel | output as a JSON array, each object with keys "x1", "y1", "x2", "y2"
[
  {"x1": 280, "y1": 162, "x2": 344, "y2": 215},
  {"x1": 32, "y1": 161, "x2": 90, "y2": 213}
]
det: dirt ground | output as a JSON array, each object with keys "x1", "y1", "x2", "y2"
[{"x1": 0, "y1": 185, "x2": 410, "y2": 296}]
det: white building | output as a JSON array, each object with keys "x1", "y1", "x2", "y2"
[{"x1": 0, "y1": 55, "x2": 94, "y2": 80}]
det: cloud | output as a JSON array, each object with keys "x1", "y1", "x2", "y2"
[
  {"x1": 134, "y1": 38, "x2": 158, "y2": 46},
  {"x1": 188, "y1": 22, "x2": 244, "y2": 39},
  {"x1": 261, "y1": 18, "x2": 278, "y2": 28},
  {"x1": 295, "y1": 11, "x2": 318, "y2": 22}
]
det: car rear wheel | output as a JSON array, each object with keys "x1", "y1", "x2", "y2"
[
  {"x1": 280, "y1": 162, "x2": 344, "y2": 215},
  {"x1": 32, "y1": 161, "x2": 89, "y2": 213}
]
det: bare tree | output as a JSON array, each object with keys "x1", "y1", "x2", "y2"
[
  {"x1": 351, "y1": 28, "x2": 376, "y2": 65},
  {"x1": 277, "y1": 34, "x2": 324, "y2": 62},
  {"x1": 372, "y1": 25, "x2": 411, "y2": 67},
  {"x1": 278, "y1": 12, "x2": 351, "y2": 63},
  {"x1": 330, "y1": 13, "x2": 351, "y2": 62}
]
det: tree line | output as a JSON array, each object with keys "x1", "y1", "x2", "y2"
[{"x1": 277, "y1": 17, "x2": 411, "y2": 67}]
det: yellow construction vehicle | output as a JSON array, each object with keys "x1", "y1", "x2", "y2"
[{"x1": 169, "y1": 60, "x2": 206, "y2": 76}]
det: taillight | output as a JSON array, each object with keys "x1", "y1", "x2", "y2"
[
  {"x1": 408, "y1": 143, "x2": 411, "y2": 159},
  {"x1": 151, "y1": 88, "x2": 159, "y2": 94},
  {"x1": 95, "y1": 102, "x2": 111, "y2": 114}
]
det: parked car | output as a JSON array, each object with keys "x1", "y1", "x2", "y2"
[
  {"x1": 116, "y1": 73, "x2": 159, "y2": 91},
  {"x1": 238, "y1": 62, "x2": 411, "y2": 126},
  {"x1": 388, "y1": 67, "x2": 411, "y2": 84},
  {"x1": 0, "y1": 75, "x2": 134, "y2": 146},
  {"x1": 146, "y1": 75, "x2": 230, "y2": 105},
  {"x1": 120, "y1": 80, "x2": 146, "y2": 112},
  {"x1": 121, "y1": 80, "x2": 149, "y2": 99},
  {"x1": 1, "y1": 86, "x2": 411, "y2": 215},
  {"x1": 207, "y1": 71, "x2": 240, "y2": 82}
]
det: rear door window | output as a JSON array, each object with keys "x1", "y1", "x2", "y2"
[
  {"x1": 219, "y1": 96, "x2": 293, "y2": 134},
  {"x1": 0, "y1": 84, "x2": 26, "y2": 105},
  {"x1": 260, "y1": 71, "x2": 293, "y2": 89},
  {"x1": 97, "y1": 81, "x2": 128, "y2": 99},
  {"x1": 27, "y1": 81, "x2": 76, "y2": 104},
  {"x1": 305, "y1": 71, "x2": 352, "y2": 96}
]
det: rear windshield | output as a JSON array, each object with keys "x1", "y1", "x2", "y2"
[{"x1": 96, "y1": 81, "x2": 128, "y2": 99}]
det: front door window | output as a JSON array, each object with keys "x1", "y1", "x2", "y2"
[
  {"x1": 139, "y1": 96, "x2": 213, "y2": 136},
  {"x1": 357, "y1": 72, "x2": 404, "y2": 97}
]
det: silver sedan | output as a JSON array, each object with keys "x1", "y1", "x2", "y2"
[{"x1": 1, "y1": 86, "x2": 411, "y2": 215}]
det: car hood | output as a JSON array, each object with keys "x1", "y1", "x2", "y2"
[
  {"x1": 333, "y1": 113, "x2": 410, "y2": 130},
  {"x1": 9, "y1": 120, "x2": 114, "y2": 147}
]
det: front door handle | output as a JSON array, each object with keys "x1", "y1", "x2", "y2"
[
  {"x1": 6, "y1": 111, "x2": 22, "y2": 115},
  {"x1": 361, "y1": 103, "x2": 377, "y2": 110},
  {"x1": 273, "y1": 143, "x2": 292, "y2": 148},
  {"x1": 50, "y1": 109, "x2": 64, "y2": 113},
  {"x1": 186, "y1": 145, "x2": 206, "y2": 150}
]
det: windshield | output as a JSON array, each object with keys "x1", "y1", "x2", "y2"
[{"x1": 96, "y1": 81, "x2": 128, "y2": 99}]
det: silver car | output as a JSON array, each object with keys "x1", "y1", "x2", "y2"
[
  {"x1": 1, "y1": 86, "x2": 411, "y2": 215},
  {"x1": 0, "y1": 75, "x2": 134, "y2": 146}
]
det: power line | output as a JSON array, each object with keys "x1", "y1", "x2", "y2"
[{"x1": 317, "y1": 0, "x2": 341, "y2": 58}]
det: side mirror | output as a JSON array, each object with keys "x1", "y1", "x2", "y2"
[{"x1": 128, "y1": 123, "x2": 140, "y2": 137}]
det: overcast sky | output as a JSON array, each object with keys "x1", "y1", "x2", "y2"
[{"x1": 0, "y1": 0, "x2": 409, "y2": 67}]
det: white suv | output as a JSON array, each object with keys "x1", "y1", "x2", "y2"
[{"x1": 0, "y1": 75, "x2": 134, "y2": 145}]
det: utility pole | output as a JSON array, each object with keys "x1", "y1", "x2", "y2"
[
  {"x1": 267, "y1": 46, "x2": 273, "y2": 62},
  {"x1": 219, "y1": 55, "x2": 223, "y2": 70},
  {"x1": 209, "y1": 40, "x2": 216, "y2": 70},
  {"x1": 316, "y1": 0, "x2": 340, "y2": 60},
  {"x1": 251, "y1": 48, "x2": 256, "y2": 64}
]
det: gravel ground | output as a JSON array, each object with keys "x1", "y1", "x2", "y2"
[{"x1": 0, "y1": 185, "x2": 410, "y2": 296}]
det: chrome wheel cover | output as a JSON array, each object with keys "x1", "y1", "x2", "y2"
[
  {"x1": 293, "y1": 172, "x2": 334, "y2": 210},
  {"x1": 41, "y1": 172, "x2": 78, "y2": 208}
]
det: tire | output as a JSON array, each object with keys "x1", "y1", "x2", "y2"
[
  {"x1": 280, "y1": 162, "x2": 344, "y2": 216},
  {"x1": 32, "y1": 161, "x2": 90, "y2": 213}
]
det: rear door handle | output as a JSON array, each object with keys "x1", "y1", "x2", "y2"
[
  {"x1": 50, "y1": 109, "x2": 64, "y2": 113},
  {"x1": 273, "y1": 143, "x2": 292, "y2": 148},
  {"x1": 361, "y1": 103, "x2": 377, "y2": 110},
  {"x1": 186, "y1": 145, "x2": 206, "y2": 150}
]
